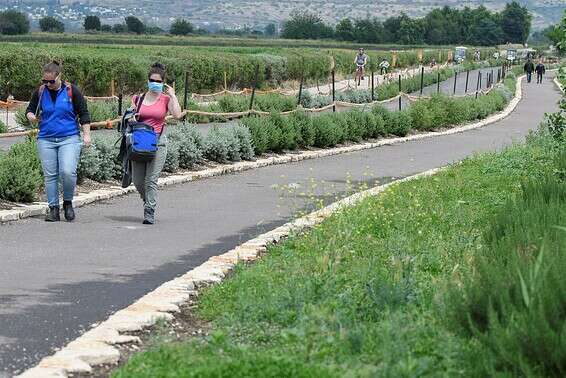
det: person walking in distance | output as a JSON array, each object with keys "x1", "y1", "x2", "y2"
[
  {"x1": 354, "y1": 48, "x2": 368, "y2": 86},
  {"x1": 26, "y1": 61, "x2": 91, "y2": 222},
  {"x1": 131, "y1": 63, "x2": 183, "y2": 224},
  {"x1": 524, "y1": 59, "x2": 535, "y2": 83},
  {"x1": 535, "y1": 59, "x2": 546, "y2": 84}
]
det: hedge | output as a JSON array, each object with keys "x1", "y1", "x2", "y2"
[{"x1": 0, "y1": 43, "x2": 497, "y2": 100}]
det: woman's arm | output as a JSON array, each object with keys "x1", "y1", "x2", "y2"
[
  {"x1": 164, "y1": 85, "x2": 183, "y2": 119},
  {"x1": 71, "y1": 85, "x2": 92, "y2": 146},
  {"x1": 26, "y1": 89, "x2": 40, "y2": 124}
]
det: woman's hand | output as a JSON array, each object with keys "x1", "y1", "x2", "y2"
[
  {"x1": 82, "y1": 125, "x2": 92, "y2": 147},
  {"x1": 26, "y1": 112, "x2": 38, "y2": 124},
  {"x1": 164, "y1": 84, "x2": 176, "y2": 98}
]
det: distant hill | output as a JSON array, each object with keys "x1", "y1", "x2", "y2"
[{"x1": 12, "y1": 0, "x2": 566, "y2": 30}]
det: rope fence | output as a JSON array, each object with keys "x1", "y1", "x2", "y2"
[{"x1": 0, "y1": 63, "x2": 505, "y2": 140}]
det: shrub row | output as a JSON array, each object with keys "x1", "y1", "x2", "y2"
[
  {"x1": 0, "y1": 76, "x2": 514, "y2": 203},
  {"x1": 0, "y1": 138, "x2": 42, "y2": 203},
  {"x1": 0, "y1": 43, "x2": 497, "y2": 100},
  {"x1": 242, "y1": 82, "x2": 511, "y2": 155},
  {"x1": 77, "y1": 123, "x2": 255, "y2": 185}
]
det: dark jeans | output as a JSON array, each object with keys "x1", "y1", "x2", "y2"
[
  {"x1": 526, "y1": 72, "x2": 532, "y2": 83},
  {"x1": 537, "y1": 73, "x2": 543, "y2": 84}
]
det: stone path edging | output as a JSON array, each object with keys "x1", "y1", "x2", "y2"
[
  {"x1": 554, "y1": 77, "x2": 565, "y2": 93},
  {"x1": 0, "y1": 75, "x2": 525, "y2": 224},
  {"x1": 17, "y1": 165, "x2": 445, "y2": 378}
]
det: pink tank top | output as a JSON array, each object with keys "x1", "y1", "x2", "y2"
[{"x1": 134, "y1": 93, "x2": 170, "y2": 134}]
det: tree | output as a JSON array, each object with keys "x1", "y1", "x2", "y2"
[
  {"x1": 471, "y1": 18, "x2": 504, "y2": 46},
  {"x1": 112, "y1": 23, "x2": 126, "y2": 33},
  {"x1": 101, "y1": 24, "x2": 112, "y2": 33},
  {"x1": 170, "y1": 19, "x2": 193, "y2": 36},
  {"x1": 556, "y1": 10, "x2": 566, "y2": 52},
  {"x1": 0, "y1": 10, "x2": 30, "y2": 35},
  {"x1": 125, "y1": 16, "x2": 145, "y2": 34},
  {"x1": 382, "y1": 15, "x2": 403, "y2": 43},
  {"x1": 353, "y1": 18, "x2": 384, "y2": 44},
  {"x1": 423, "y1": 7, "x2": 461, "y2": 45},
  {"x1": 335, "y1": 18, "x2": 355, "y2": 41},
  {"x1": 500, "y1": 1, "x2": 532, "y2": 44},
  {"x1": 84, "y1": 15, "x2": 101, "y2": 31},
  {"x1": 264, "y1": 23, "x2": 276, "y2": 37},
  {"x1": 39, "y1": 16, "x2": 64, "y2": 33},
  {"x1": 398, "y1": 14, "x2": 425, "y2": 44},
  {"x1": 281, "y1": 11, "x2": 333, "y2": 40},
  {"x1": 145, "y1": 26, "x2": 164, "y2": 35}
]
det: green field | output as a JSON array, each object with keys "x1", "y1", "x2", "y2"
[{"x1": 0, "y1": 33, "x2": 496, "y2": 100}]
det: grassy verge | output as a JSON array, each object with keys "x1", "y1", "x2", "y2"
[{"x1": 114, "y1": 99, "x2": 566, "y2": 376}]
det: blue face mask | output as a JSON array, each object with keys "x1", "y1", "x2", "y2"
[{"x1": 148, "y1": 81, "x2": 163, "y2": 93}]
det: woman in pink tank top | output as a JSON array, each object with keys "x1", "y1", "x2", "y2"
[{"x1": 131, "y1": 62, "x2": 183, "y2": 224}]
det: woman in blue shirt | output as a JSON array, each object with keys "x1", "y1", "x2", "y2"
[{"x1": 26, "y1": 61, "x2": 91, "y2": 222}]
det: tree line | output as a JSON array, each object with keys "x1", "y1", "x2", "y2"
[
  {"x1": 282, "y1": 2, "x2": 533, "y2": 46},
  {"x1": 0, "y1": 2, "x2": 553, "y2": 48}
]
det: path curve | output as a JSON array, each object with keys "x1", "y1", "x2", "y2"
[{"x1": 0, "y1": 72, "x2": 561, "y2": 376}]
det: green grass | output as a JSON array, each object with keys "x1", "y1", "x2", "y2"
[{"x1": 113, "y1": 115, "x2": 566, "y2": 376}]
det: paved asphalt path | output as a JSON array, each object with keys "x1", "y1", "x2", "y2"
[
  {"x1": 0, "y1": 72, "x2": 561, "y2": 376},
  {"x1": 0, "y1": 67, "x2": 498, "y2": 152}
]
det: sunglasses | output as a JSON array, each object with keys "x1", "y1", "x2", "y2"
[
  {"x1": 148, "y1": 79, "x2": 164, "y2": 83},
  {"x1": 41, "y1": 79, "x2": 57, "y2": 85}
]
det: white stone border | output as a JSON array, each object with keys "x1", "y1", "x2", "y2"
[
  {"x1": 554, "y1": 77, "x2": 565, "y2": 93},
  {"x1": 17, "y1": 166, "x2": 445, "y2": 378},
  {"x1": 0, "y1": 75, "x2": 526, "y2": 224}
]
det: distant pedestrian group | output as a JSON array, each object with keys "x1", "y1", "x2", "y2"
[{"x1": 524, "y1": 59, "x2": 545, "y2": 84}]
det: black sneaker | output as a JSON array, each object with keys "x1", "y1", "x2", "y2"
[
  {"x1": 45, "y1": 206, "x2": 60, "y2": 222},
  {"x1": 143, "y1": 207, "x2": 155, "y2": 225},
  {"x1": 63, "y1": 201, "x2": 75, "y2": 222}
]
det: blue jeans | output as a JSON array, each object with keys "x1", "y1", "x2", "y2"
[{"x1": 37, "y1": 135, "x2": 82, "y2": 207}]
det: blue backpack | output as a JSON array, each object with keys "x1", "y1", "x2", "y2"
[{"x1": 120, "y1": 93, "x2": 161, "y2": 162}]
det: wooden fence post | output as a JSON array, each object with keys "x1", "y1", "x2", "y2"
[{"x1": 249, "y1": 64, "x2": 260, "y2": 111}]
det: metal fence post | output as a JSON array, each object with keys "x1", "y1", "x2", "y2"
[
  {"x1": 297, "y1": 74, "x2": 304, "y2": 106},
  {"x1": 453, "y1": 70, "x2": 458, "y2": 95},
  {"x1": 398, "y1": 74, "x2": 402, "y2": 111},
  {"x1": 118, "y1": 93, "x2": 123, "y2": 116},
  {"x1": 475, "y1": 71, "x2": 481, "y2": 99},
  {"x1": 183, "y1": 71, "x2": 189, "y2": 110},
  {"x1": 465, "y1": 70, "x2": 470, "y2": 93},
  {"x1": 332, "y1": 69, "x2": 336, "y2": 113},
  {"x1": 371, "y1": 70, "x2": 375, "y2": 102},
  {"x1": 437, "y1": 71, "x2": 440, "y2": 94},
  {"x1": 420, "y1": 66, "x2": 424, "y2": 96}
]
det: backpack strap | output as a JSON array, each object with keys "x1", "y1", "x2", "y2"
[
  {"x1": 35, "y1": 84, "x2": 46, "y2": 118},
  {"x1": 135, "y1": 92, "x2": 146, "y2": 113},
  {"x1": 64, "y1": 81, "x2": 72, "y2": 99}
]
